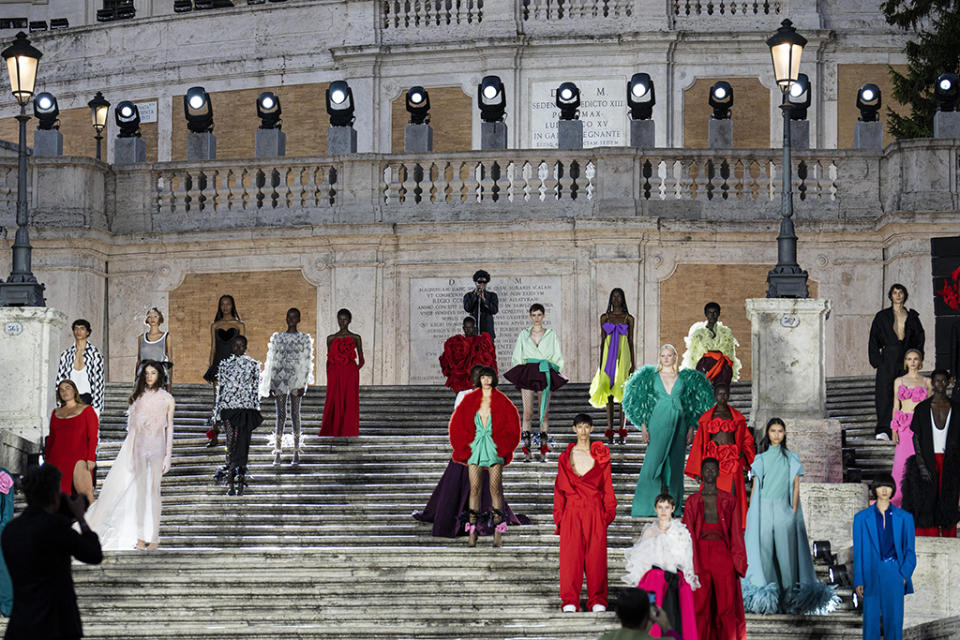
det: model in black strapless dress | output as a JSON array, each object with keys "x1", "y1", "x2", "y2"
[{"x1": 203, "y1": 327, "x2": 240, "y2": 383}]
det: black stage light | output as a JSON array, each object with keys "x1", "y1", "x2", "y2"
[
  {"x1": 326, "y1": 81, "x2": 355, "y2": 127},
  {"x1": 812, "y1": 540, "x2": 833, "y2": 564},
  {"x1": 28, "y1": 21, "x2": 47, "y2": 32},
  {"x1": 183, "y1": 86, "x2": 214, "y2": 133},
  {"x1": 478, "y1": 75, "x2": 506, "y2": 123},
  {"x1": 33, "y1": 92, "x2": 59, "y2": 130},
  {"x1": 935, "y1": 72, "x2": 959, "y2": 112},
  {"x1": 555, "y1": 82, "x2": 580, "y2": 121},
  {"x1": 627, "y1": 72, "x2": 655, "y2": 120},
  {"x1": 115, "y1": 101, "x2": 141, "y2": 138},
  {"x1": 856, "y1": 84, "x2": 881, "y2": 122},
  {"x1": 828, "y1": 564, "x2": 852, "y2": 587},
  {"x1": 116, "y1": 0, "x2": 136, "y2": 19},
  {"x1": 96, "y1": 0, "x2": 116, "y2": 21},
  {"x1": 787, "y1": 72, "x2": 811, "y2": 120},
  {"x1": 256, "y1": 91, "x2": 281, "y2": 129},
  {"x1": 195, "y1": 0, "x2": 234, "y2": 8},
  {"x1": 406, "y1": 86, "x2": 430, "y2": 125},
  {"x1": 0, "y1": 19, "x2": 27, "y2": 29},
  {"x1": 49, "y1": 18, "x2": 69, "y2": 29},
  {"x1": 248, "y1": 0, "x2": 266, "y2": 3},
  {"x1": 173, "y1": 0, "x2": 193, "y2": 11},
  {"x1": 709, "y1": 81, "x2": 733, "y2": 119}
]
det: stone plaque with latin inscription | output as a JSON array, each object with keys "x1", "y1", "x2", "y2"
[
  {"x1": 409, "y1": 276, "x2": 563, "y2": 384},
  {"x1": 528, "y1": 79, "x2": 627, "y2": 149}
]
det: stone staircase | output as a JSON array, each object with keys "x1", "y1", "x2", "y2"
[{"x1": 8, "y1": 378, "x2": 881, "y2": 639}]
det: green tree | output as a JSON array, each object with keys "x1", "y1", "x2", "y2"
[{"x1": 882, "y1": 0, "x2": 960, "y2": 139}]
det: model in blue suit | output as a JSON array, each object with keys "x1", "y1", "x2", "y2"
[{"x1": 853, "y1": 475, "x2": 916, "y2": 640}]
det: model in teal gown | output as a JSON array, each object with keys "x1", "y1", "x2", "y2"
[
  {"x1": 741, "y1": 445, "x2": 839, "y2": 614},
  {"x1": 0, "y1": 467, "x2": 14, "y2": 618},
  {"x1": 623, "y1": 366, "x2": 713, "y2": 516}
]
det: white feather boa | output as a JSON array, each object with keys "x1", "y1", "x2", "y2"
[
  {"x1": 680, "y1": 321, "x2": 742, "y2": 381},
  {"x1": 622, "y1": 519, "x2": 700, "y2": 590}
]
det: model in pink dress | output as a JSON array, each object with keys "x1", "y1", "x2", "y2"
[{"x1": 890, "y1": 349, "x2": 931, "y2": 507}]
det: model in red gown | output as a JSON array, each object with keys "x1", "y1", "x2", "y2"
[
  {"x1": 685, "y1": 384, "x2": 755, "y2": 529},
  {"x1": 46, "y1": 404, "x2": 99, "y2": 496},
  {"x1": 553, "y1": 416, "x2": 617, "y2": 612},
  {"x1": 682, "y1": 459, "x2": 747, "y2": 640},
  {"x1": 439, "y1": 317, "x2": 497, "y2": 393},
  {"x1": 320, "y1": 310, "x2": 364, "y2": 438}
]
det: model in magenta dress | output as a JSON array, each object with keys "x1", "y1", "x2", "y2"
[{"x1": 891, "y1": 384, "x2": 929, "y2": 507}]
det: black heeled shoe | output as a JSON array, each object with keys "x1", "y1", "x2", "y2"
[
  {"x1": 521, "y1": 432, "x2": 532, "y2": 463},
  {"x1": 226, "y1": 467, "x2": 236, "y2": 496},
  {"x1": 235, "y1": 466, "x2": 247, "y2": 496}
]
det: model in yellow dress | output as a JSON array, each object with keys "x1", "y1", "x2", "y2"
[{"x1": 588, "y1": 288, "x2": 635, "y2": 444}]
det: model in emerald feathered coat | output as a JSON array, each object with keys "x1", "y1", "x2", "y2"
[{"x1": 623, "y1": 345, "x2": 713, "y2": 516}]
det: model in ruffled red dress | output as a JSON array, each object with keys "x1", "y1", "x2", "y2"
[
  {"x1": 46, "y1": 380, "x2": 99, "y2": 503},
  {"x1": 319, "y1": 309, "x2": 364, "y2": 438},
  {"x1": 439, "y1": 317, "x2": 498, "y2": 394},
  {"x1": 554, "y1": 414, "x2": 617, "y2": 612},
  {"x1": 685, "y1": 383, "x2": 755, "y2": 529}
]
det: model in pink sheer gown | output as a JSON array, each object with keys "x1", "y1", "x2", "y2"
[{"x1": 890, "y1": 349, "x2": 931, "y2": 507}]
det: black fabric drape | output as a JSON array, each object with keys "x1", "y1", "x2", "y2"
[{"x1": 868, "y1": 308, "x2": 925, "y2": 436}]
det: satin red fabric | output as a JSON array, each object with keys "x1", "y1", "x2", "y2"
[
  {"x1": 685, "y1": 405, "x2": 755, "y2": 529},
  {"x1": 319, "y1": 337, "x2": 361, "y2": 437},
  {"x1": 554, "y1": 442, "x2": 617, "y2": 610},
  {"x1": 46, "y1": 406, "x2": 98, "y2": 495}
]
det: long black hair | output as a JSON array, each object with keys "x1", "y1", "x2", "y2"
[
  {"x1": 606, "y1": 288, "x2": 629, "y2": 314},
  {"x1": 129, "y1": 360, "x2": 168, "y2": 405},
  {"x1": 214, "y1": 294, "x2": 241, "y2": 322},
  {"x1": 759, "y1": 417, "x2": 788, "y2": 457}
]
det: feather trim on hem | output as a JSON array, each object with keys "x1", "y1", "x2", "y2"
[
  {"x1": 741, "y1": 580, "x2": 781, "y2": 615},
  {"x1": 782, "y1": 582, "x2": 841, "y2": 616}
]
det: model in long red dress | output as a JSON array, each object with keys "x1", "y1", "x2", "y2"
[
  {"x1": 320, "y1": 336, "x2": 362, "y2": 437},
  {"x1": 46, "y1": 405, "x2": 99, "y2": 495},
  {"x1": 685, "y1": 403, "x2": 755, "y2": 529},
  {"x1": 683, "y1": 490, "x2": 747, "y2": 640},
  {"x1": 554, "y1": 441, "x2": 617, "y2": 611}
]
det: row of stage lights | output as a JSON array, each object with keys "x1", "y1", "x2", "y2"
[{"x1": 28, "y1": 73, "x2": 960, "y2": 137}]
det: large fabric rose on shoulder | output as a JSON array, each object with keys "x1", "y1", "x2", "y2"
[
  {"x1": 591, "y1": 440, "x2": 611, "y2": 465},
  {"x1": 439, "y1": 335, "x2": 472, "y2": 391},
  {"x1": 471, "y1": 334, "x2": 498, "y2": 371},
  {"x1": 328, "y1": 336, "x2": 357, "y2": 365}
]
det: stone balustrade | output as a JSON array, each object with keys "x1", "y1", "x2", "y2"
[{"x1": 0, "y1": 141, "x2": 954, "y2": 234}]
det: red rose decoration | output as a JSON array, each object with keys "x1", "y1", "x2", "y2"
[
  {"x1": 205, "y1": 429, "x2": 217, "y2": 440},
  {"x1": 440, "y1": 335, "x2": 472, "y2": 391},
  {"x1": 591, "y1": 440, "x2": 611, "y2": 465},
  {"x1": 328, "y1": 336, "x2": 357, "y2": 365},
  {"x1": 938, "y1": 265, "x2": 960, "y2": 312},
  {"x1": 471, "y1": 334, "x2": 498, "y2": 371}
]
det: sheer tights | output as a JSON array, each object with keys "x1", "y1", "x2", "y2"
[
  {"x1": 520, "y1": 389, "x2": 550, "y2": 433},
  {"x1": 273, "y1": 391, "x2": 304, "y2": 450},
  {"x1": 468, "y1": 463, "x2": 504, "y2": 523}
]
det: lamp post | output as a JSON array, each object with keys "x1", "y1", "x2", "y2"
[
  {"x1": 88, "y1": 91, "x2": 110, "y2": 161},
  {"x1": 765, "y1": 19, "x2": 809, "y2": 298},
  {"x1": 0, "y1": 31, "x2": 45, "y2": 306}
]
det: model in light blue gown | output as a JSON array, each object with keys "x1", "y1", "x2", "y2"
[{"x1": 741, "y1": 445, "x2": 839, "y2": 614}]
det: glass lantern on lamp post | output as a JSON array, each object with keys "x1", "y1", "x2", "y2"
[
  {"x1": 0, "y1": 31, "x2": 45, "y2": 306},
  {"x1": 765, "y1": 19, "x2": 810, "y2": 298},
  {"x1": 88, "y1": 91, "x2": 110, "y2": 161}
]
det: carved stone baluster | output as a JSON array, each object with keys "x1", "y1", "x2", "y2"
[
  {"x1": 719, "y1": 158, "x2": 731, "y2": 200},
  {"x1": 688, "y1": 159, "x2": 702, "y2": 200},
  {"x1": 521, "y1": 161, "x2": 533, "y2": 202},
  {"x1": 537, "y1": 161, "x2": 549, "y2": 201},
  {"x1": 584, "y1": 160, "x2": 596, "y2": 200}
]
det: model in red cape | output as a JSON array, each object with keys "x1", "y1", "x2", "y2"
[
  {"x1": 901, "y1": 368, "x2": 960, "y2": 538},
  {"x1": 622, "y1": 493, "x2": 699, "y2": 639},
  {"x1": 319, "y1": 308, "x2": 364, "y2": 438},
  {"x1": 554, "y1": 413, "x2": 616, "y2": 613},
  {"x1": 685, "y1": 383, "x2": 755, "y2": 529},
  {"x1": 448, "y1": 366, "x2": 521, "y2": 547},
  {"x1": 414, "y1": 366, "x2": 530, "y2": 538},
  {"x1": 682, "y1": 457, "x2": 747, "y2": 640},
  {"x1": 439, "y1": 316, "x2": 497, "y2": 396}
]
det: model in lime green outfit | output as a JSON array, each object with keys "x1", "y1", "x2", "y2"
[{"x1": 588, "y1": 288, "x2": 636, "y2": 443}]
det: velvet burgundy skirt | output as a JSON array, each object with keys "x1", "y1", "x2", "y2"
[
  {"x1": 413, "y1": 460, "x2": 530, "y2": 537},
  {"x1": 503, "y1": 362, "x2": 568, "y2": 392}
]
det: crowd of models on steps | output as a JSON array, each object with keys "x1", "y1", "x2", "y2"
[{"x1": 5, "y1": 275, "x2": 959, "y2": 640}]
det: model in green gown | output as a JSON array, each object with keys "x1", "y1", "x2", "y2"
[
  {"x1": 741, "y1": 426, "x2": 839, "y2": 615},
  {"x1": 622, "y1": 353, "x2": 713, "y2": 517}
]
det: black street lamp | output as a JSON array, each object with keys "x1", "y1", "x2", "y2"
[
  {"x1": 0, "y1": 31, "x2": 45, "y2": 306},
  {"x1": 765, "y1": 19, "x2": 809, "y2": 298},
  {"x1": 88, "y1": 91, "x2": 110, "y2": 161}
]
